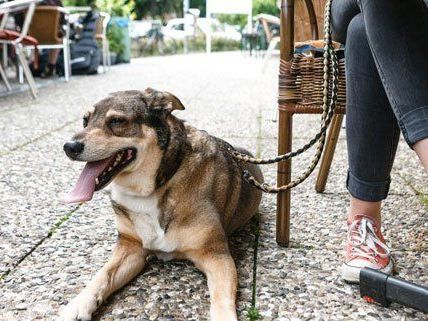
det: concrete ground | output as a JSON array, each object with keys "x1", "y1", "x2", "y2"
[{"x1": 0, "y1": 52, "x2": 427, "y2": 321}]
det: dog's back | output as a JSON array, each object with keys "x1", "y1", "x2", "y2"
[{"x1": 182, "y1": 127, "x2": 263, "y2": 235}]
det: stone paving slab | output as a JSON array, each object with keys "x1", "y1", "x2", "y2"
[{"x1": 0, "y1": 125, "x2": 81, "y2": 275}]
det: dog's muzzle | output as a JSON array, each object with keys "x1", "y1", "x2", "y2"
[{"x1": 64, "y1": 141, "x2": 84, "y2": 159}]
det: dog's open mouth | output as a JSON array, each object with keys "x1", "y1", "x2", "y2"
[{"x1": 64, "y1": 148, "x2": 137, "y2": 204}]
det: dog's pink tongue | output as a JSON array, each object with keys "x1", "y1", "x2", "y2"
[{"x1": 64, "y1": 158, "x2": 112, "y2": 204}]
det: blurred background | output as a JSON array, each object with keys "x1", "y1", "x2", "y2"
[
  {"x1": 87, "y1": 0, "x2": 280, "y2": 60},
  {"x1": 0, "y1": 0, "x2": 284, "y2": 96}
]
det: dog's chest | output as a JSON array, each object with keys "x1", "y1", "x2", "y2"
[{"x1": 111, "y1": 188, "x2": 175, "y2": 252}]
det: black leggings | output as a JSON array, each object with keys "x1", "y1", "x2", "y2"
[{"x1": 331, "y1": 0, "x2": 428, "y2": 201}]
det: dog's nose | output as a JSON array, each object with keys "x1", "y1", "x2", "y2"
[{"x1": 63, "y1": 141, "x2": 84, "y2": 158}]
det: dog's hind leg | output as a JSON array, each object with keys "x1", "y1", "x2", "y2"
[
  {"x1": 188, "y1": 247, "x2": 238, "y2": 321},
  {"x1": 59, "y1": 235, "x2": 147, "y2": 321}
]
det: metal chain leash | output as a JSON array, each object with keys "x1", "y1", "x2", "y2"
[{"x1": 230, "y1": 0, "x2": 338, "y2": 193}]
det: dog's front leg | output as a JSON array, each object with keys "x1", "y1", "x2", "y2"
[
  {"x1": 60, "y1": 235, "x2": 147, "y2": 321},
  {"x1": 189, "y1": 249, "x2": 238, "y2": 321}
]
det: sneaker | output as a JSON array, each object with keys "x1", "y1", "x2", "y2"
[{"x1": 341, "y1": 215, "x2": 393, "y2": 283}]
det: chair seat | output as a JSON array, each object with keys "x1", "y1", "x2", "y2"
[
  {"x1": 279, "y1": 103, "x2": 346, "y2": 114},
  {"x1": 0, "y1": 30, "x2": 40, "y2": 69},
  {"x1": 0, "y1": 29, "x2": 39, "y2": 46},
  {"x1": 278, "y1": 53, "x2": 347, "y2": 114}
]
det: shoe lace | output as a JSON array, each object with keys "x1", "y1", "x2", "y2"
[{"x1": 349, "y1": 218, "x2": 390, "y2": 262}]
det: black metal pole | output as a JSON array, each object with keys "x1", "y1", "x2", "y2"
[{"x1": 360, "y1": 268, "x2": 428, "y2": 313}]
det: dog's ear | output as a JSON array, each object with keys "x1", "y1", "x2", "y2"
[
  {"x1": 163, "y1": 91, "x2": 185, "y2": 112},
  {"x1": 143, "y1": 88, "x2": 185, "y2": 113}
]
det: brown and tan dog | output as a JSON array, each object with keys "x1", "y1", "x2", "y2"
[{"x1": 60, "y1": 88, "x2": 263, "y2": 321}]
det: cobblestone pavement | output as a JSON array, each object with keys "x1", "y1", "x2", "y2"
[{"x1": 0, "y1": 52, "x2": 427, "y2": 321}]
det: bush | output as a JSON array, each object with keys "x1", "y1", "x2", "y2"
[
  {"x1": 131, "y1": 36, "x2": 240, "y2": 58},
  {"x1": 253, "y1": 0, "x2": 279, "y2": 16},
  {"x1": 64, "y1": 0, "x2": 132, "y2": 15},
  {"x1": 63, "y1": 0, "x2": 93, "y2": 6},
  {"x1": 217, "y1": 0, "x2": 280, "y2": 30},
  {"x1": 211, "y1": 37, "x2": 240, "y2": 52},
  {"x1": 107, "y1": 23, "x2": 125, "y2": 56},
  {"x1": 217, "y1": 14, "x2": 247, "y2": 30},
  {"x1": 96, "y1": 0, "x2": 132, "y2": 16}
]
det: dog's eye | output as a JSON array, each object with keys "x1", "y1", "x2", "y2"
[
  {"x1": 109, "y1": 117, "x2": 126, "y2": 126},
  {"x1": 83, "y1": 116, "x2": 89, "y2": 128}
]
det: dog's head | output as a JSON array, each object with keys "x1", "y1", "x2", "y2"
[{"x1": 63, "y1": 88, "x2": 186, "y2": 204}]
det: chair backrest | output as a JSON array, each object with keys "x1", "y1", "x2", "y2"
[
  {"x1": 28, "y1": 6, "x2": 61, "y2": 44},
  {"x1": 95, "y1": 12, "x2": 110, "y2": 37},
  {"x1": 294, "y1": 0, "x2": 325, "y2": 42},
  {"x1": 280, "y1": 0, "x2": 326, "y2": 61}
]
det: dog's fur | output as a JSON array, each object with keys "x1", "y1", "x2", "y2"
[{"x1": 60, "y1": 88, "x2": 263, "y2": 321}]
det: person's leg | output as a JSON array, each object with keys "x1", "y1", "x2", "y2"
[
  {"x1": 340, "y1": 13, "x2": 399, "y2": 282},
  {"x1": 332, "y1": 0, "x2": 428, "y2": 283},
  {"x1": 331, "y1": 0, "x2": 360, "y2": 44},
  {"x1": 348, "y1": 198, "x2": 381, "y2": 224},
  {"x1": 334, "y1": 0, "x2": 428, "y2": 217},
  {"x1": 48, "y1": 49, "x2": 60, "y2": 65},
  {"x1": 41, "y1": 49, "x2": 61, "y2": 78},
  {"x1": 414, "y1": 138, "x2": 428, "y2": 173},
  {"x1": 357, "y1": 0, "x2": 428, "y2": 148},
  {"x1": 331, "y1": 0, "x2": 385, "y2": 223},
  {"x1": 344, "y1": 13, "x2": 400, "y2": 219}
]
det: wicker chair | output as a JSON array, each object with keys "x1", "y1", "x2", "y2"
[{"x1": 276, "y1": 0, "x2": 346, "y2": 246}]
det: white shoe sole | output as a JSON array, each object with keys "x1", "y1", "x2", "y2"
[{"x1": 341, "y1": 260, "x2": 394, "y2": 283}]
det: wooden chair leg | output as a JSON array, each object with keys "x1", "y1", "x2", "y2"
[
  {"x1": 276, "y1": 109, "x2": 293, "y2": 247},
  {"x1": 315, "y1": 114, "x2": 344, "y2": 193}
]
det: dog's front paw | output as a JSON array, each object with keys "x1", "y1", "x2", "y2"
[{"x1": 59, "y1": 292, "x2": 100, "y2": 321}]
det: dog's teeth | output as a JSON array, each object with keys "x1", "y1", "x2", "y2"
[
  {"x1": 95, "y1": 178, "x2": 99, "y2": 185},
  {"x1": 108, "y1": 167, "x2": 113, "y2": 171},
  {"x1": 116, "y1": 155, "x2": 121, "y2": 161}
]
